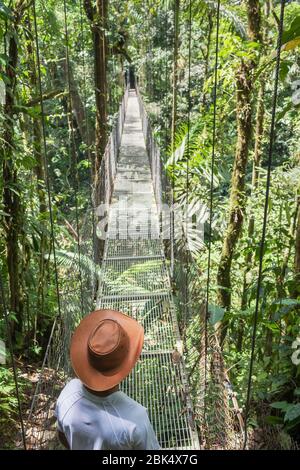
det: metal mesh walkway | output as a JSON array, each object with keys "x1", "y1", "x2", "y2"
[{"x1": 96, "y1": 91, "x2": 199, "y2": 449}]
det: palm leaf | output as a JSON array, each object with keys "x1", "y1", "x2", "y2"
[{"x1": 204, "y1": 0, "x2": 247, "y2": 39}]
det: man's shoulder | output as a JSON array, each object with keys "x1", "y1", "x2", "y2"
[
  {"x1": 55, "y1": 379, "x2": 82, "y2": 426},
  {"x1": 56, "y1": 378, "x2": 83, "y2": 417},
  {"x1": 58, "y1": 378, "x2": 82, "y2": 400},
  {"x1": 117, "y1": 392, "x2": 148, "y2": 418}
]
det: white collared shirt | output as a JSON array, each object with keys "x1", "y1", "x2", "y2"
[{"x1": 55, "y1": 378, "x2": 160, "y2": 450}]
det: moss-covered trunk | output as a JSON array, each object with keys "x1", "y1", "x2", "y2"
[
  {"x1": 1, "y1": 11, "x2": 23, "y2": 339},
  {"x1": 85, "y1": 0, "x2": 108, "y2": 263},
  {"x1": 237, "y1": 79, "x2": 265, "y2": 352},
  {"x1": 217, "y1": 60, "x2": 252, "y2": 342},
  {"x1": 216, "y1": 0, "x2": 261, "y2": 345},
  {"x1": 94, "y1": 0, "x2": 108, "y2": 202}
]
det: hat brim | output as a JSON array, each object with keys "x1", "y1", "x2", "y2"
[{"x1": 70, "y1": 309, "x2": 144, "y2": 391}]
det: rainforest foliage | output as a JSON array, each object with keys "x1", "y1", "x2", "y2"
[{"x1": 0, "y1": 0, "x2": 300, "y2": 448}]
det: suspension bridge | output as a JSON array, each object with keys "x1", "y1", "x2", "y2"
[{"x1": 20, "y1": 84, "x2": 245, "y2": 450}]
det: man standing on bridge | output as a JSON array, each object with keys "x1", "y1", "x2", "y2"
[{"x1": 55, "y1": 309, "x2": 160, "y2": 450}]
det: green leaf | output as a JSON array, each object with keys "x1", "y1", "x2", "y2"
[
  {"x1": 284, "y1": 403, "x2": 300, "y2": 422},
  {"x1": 282, "y1": 16, "x2": 300, "y2": 45},
  {"x1": 276, "y1": 298, "x2": 300, "y2": 306},
  {"x1": 208, "y1": 304, "x2": 225, "y2": 325},
  {"x1": 285, "y1": 415, "x2": 300, "y2": 431},
  {"x1": 0, "y1": 2, "x2": 12, "y2": 21},
  {"x1": 20, "y1": 154, "x2": 36, "y2": 170},
  {"x1": 263, "y1": 321, "x2": 280, "y2": 332},
  {"x1": 279, "y1": 61, "x2": 291, "y2": 82},
  {"x1": 0, "y1": 53, "x2": 9, "y2": 66},
  {"x1": 77, "y1": 159, "x2": 91, "y2": 170},
  {"x1": 273, "y1": 298, "x2": 300, "y2": 320},
  {"x1": 265, "y1": 415, "x2": 284, "y2": 425},
  {"x1": 270, "y1": 401, "x2": 290, "y2": 411}
]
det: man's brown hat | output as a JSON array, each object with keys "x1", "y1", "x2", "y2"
[{"x1": 70, "y1": 309, "x2": 144, "y2": 391}]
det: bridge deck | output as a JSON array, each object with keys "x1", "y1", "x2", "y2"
[{"x1": 96, "y1": 91, "x2": 199, "y2": 449}]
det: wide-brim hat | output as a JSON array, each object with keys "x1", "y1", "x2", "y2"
[{"x1": 70, "y1": 309, "x2": 144, "y2": 391}]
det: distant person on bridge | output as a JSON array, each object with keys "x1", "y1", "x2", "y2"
[{"x1": 55, "y1": 309, "x2": 160, "y2": 450}]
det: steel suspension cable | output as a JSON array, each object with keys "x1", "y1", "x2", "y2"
[
  {"x1": 79, "y1": 0, "x2": 96, "y2": 297},
  {"x1": 32, "y1": 0, "x2": 62, "y2": 319},
  {"x1": 158, "y1": 7, "x2": 163, "y2": 147},
  {"x1": 185, "y1": 0, "x2": 192, "y2": 326},
  {"x1": 205, "y1": 0, "x2": 220, "y2": 406},
  {"x1": 111, "y1": 18, "x2": 117, "y2": 114},
  {"x1": 63, "y1": 0, "x2": 84, "y2": 317},
  {"x1": 164, "y1": 2, "x2": 169, "y2": 150},
  {"x1": 170, "y1": 0, "x2": 179, "y2": 278},
  {"x1": 243, "y1": 0, "x2": 286, "y2": 449},
  {"x1": 28, "y1": 1, "x2": 64, "y2": 427},
  {"x1": 162, "y1": 0, "x2": 174, "y2": 277},
  {"x1": 148, "y1": 1, "x2": 152, "y2": 100},
  {"x1": 0, "y1": 274, "x2": 27, "y2": 449}
]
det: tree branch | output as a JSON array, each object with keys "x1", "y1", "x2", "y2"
[
  {"x1": 25, "y1": 88, "x2": 66, "y2": 107},
  {"x1": 272, "y1": 9, "x2": 280, "y2": 31}
]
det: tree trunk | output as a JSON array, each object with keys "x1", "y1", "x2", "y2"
[
  {"x1": 68, "y1": 64, "x2": 88, "y2": 143},
  {"x1": 94, "y1": 0, "x2": 108, "y2": 200},
  {"x1": 1, "y1": 12, "x2": 23, "y2": 339},
  {"x1": 84, "y1": 0, "x2": 108, "y2": 264},
  {"x1": 216, "y1": 0, "x2": 261, "y2": 345},
  {"x1": 237, "y1": 7, "x2": 268, "y2": 351},
  {"x1": 24, "y1": 14, "x2": 48, "y2": 343},
  {"x1": 33, "y1": 118, "x2": 48, "y2": 340},
  {"x1": 61, "y1": 56, "x2": 91, "y2": 147},
  {"x1": 237, "y1": 79, "x2": 265, "y2": 352}
]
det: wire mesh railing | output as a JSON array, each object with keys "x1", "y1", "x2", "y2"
[
  {"x1": 98, "y1": 85, "x2": 129, "y2": 208},
  {"x1": 136, "y1": 86, "x2": 170, "y2": 218}
]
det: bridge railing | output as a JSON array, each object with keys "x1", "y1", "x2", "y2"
[
  {"x1": 98, "y1": 84, "x2": 130, "y2": 208},
  {"x1": 136, "y1": 85, "x2": 174, "y2": 275},
  {"x1": 136, "y1": 85, "x2": 170, "y2": 217}
]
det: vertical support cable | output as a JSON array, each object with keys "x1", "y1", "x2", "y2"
[
  {"x1": 79, "y1": 0, "x2": 96, "y2": 300},
  {"x1": 243, "y1": 0, "x2": 286, "y2": 449},
  {"x1": 185, "y1": 0, "x2": 192, "y2": 326},
  {"x1": 63, "y1": 0, "x2": 84, "y2": 316},
  {"x1": 170, "y1": 0, "x2": 180, "y2": 279},
  {"x1": 163, "y1": 0, "x2": 173, "y2": 272},
  {"x1": 205, "y1": 0, "x2": 220, "y2": 414},
  {"x1": 32, "y1": 0, "x2": 62, "y2": 319}
]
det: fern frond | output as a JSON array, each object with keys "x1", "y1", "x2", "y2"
[{"x1": 49, "y1": 250, "x2": 101, "y2": 279}]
